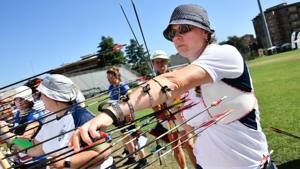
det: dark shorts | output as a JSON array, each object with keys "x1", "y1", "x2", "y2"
[
  {"x1": 149, "y1": 123, "x2": 170, "y2": 143},
  {"x1": 121, "y1": 124, "x2": 138, "y2": 137},
  {"x1": 107, "y1": 161, "x2": 117, "y2": 169},
  {"x1": 196, "y1": 164, "x2": 203, "y2": 169},
  {"x1": 18, "y1": 161, "x2": 47, "y2": 169},
  {"x1": 263, "y1": 161, "x2": 278, "y2": 169}
]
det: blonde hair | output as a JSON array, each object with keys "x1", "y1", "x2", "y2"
[{"x1": 107, "y1": 66, "x2": 121, "y2": 81}]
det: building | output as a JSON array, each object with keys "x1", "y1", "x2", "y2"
[
  {"x1": 52, "y1": 54, "x2": 139, "y2": 98},
  {"x1": 253, "y1": 2, "x2": 300, "y2": 49}
]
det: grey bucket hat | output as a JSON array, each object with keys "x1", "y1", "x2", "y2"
[
  {"x1": 163, "y1": 4, "x2": 214, "y2": 41},
  {"x1": 37, "y1": 74, "x2": 77, "y2": 102}
]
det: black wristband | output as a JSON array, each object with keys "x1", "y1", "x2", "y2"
[
  {"x1": 120, "y1": 94, "x2": 130, "y2": 102},
  {"x1": 102, "y1": 109, "x2": 120, "y2": 126},
  {"x1": 63, "y1": 157, "x2": 71, "y2": 168},
  {"x1": 142, "y1": 84, "x2": 154, "y2": 107},
  {"x1": 98, "y1": 101, "x2": 110, "y2": 112},
  {"x1": 152, "y1": 78, "x2": 172, "y2": 99}
]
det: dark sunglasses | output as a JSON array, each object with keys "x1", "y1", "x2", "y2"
[
  {"x1": 165, "y1": 24, "x2": 194, "y2": 41},
  {"x1": 153, "y1": 59, "x2": 168, "y2": 64}
]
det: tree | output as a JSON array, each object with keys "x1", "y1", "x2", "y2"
[
  {"x1": 124, "y1": 39, "x2": 150, "y2": 76},
  {"x1": 96, "y1": 36, "x2": 126, "y2": 67},
  {"x1": 220, "y1": 36, "x2": 249, "y2": 60}
]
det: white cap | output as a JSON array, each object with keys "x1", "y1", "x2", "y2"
[
  {"x1": 14, "y1": 86, "x2": 33, "y2": 102},
  {"x1": 151, "y1": 50, "x2": 169, "y2": 60},
  {"x1": 37, "y1": 74, "x2": 77, "y2": 102}
]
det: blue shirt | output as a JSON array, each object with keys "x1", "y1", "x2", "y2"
[
  {"x1": 68, "y1": 104, "x2": 95, "y2": 127},
  {"x1": 13, "y1": 109, "x2": 42, "y2": 136},
  {"x1": 13, "y1": 109, "x2": 45, "y2": 163},
  {"x1": 108, "y1": 82, "x2": 130, "y2": 101}
]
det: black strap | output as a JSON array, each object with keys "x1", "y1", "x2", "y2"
[
  {"x1": 152, "y1": 78, "x2": 172, "y2": 94},
  {"x1": 98, "y1": 101, "x2": 110, "y2": 112},
  {"x1": 102, "y1": 109, "x2": 120, "y2": 126}
]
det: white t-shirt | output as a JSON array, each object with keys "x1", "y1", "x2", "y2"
[
  {"x1": 36, "y1": 106, "x2": 113, "y2": 168},
  {"x1": 35, "y1": 114, "x2": 74, "y2": 154},
  {"x1": 182, "y1": 44, "x2": 269, "y2": 169}
]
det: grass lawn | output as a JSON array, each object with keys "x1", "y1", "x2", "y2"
[
  {"x1": 248, "y1": 49, "x2": 300, "y2": 167},
  {"x1": 86, "y1": 49, "x2": 300, "y2": 169}
]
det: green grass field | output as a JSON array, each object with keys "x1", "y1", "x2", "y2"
[
  {"x1": 248, "y1": 50, "x2": 300, "y2": 167},
  {"x1": 86, "y1": 50, "x2": 300, "y2": 169}
]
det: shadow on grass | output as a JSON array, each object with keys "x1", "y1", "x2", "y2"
[{"x1": 278, "y1": 159, "x2": 300, "y2": 169}]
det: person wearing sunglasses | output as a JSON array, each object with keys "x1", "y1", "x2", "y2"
[
  {"x1": 149, "y1": 50, "x2": 196, "y2": 169},
  {"x1": 0, "y1": 86, "x2": 45, "y2": 168},
  {"x1": 69, "y1": 4, "x2": 275, "y2": 169},
  {"x1": 0, "y1": 86, "x2": 42, "y2": 139}
]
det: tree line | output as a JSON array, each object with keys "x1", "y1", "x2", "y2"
[
  {"x1": 96, "y1": 34, "x2": 261, "y2": 77},
  {"x1": 96, "y1": 36, "x2": 149, "y2": 76}
]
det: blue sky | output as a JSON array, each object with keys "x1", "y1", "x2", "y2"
[{"x1": 0, "y1": 0, "x2": 299, "y2": 87}]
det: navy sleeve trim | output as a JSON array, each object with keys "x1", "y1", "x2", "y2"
[{"x1": 222, "y1": 62, "x2": 252, "y2": 92}]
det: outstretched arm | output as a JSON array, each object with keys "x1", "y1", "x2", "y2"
[
  {"x1": 50, "y1": 143, "x2": 111, "y2": 169},
  {"x1": 70, "y1": 64, "x2": 212, "y2": 151},
  {"x1": 18, "y1": 121, "x2": 40, "y2": 139}
]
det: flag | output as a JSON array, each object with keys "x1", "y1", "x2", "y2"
[{"x1": 113, "y1": 44, "x2": 127, "y2": 51}]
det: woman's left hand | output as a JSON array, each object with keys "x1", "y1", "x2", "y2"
[{"x1": 69, "y1": 113, "x2": 113, "y2": 152}]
